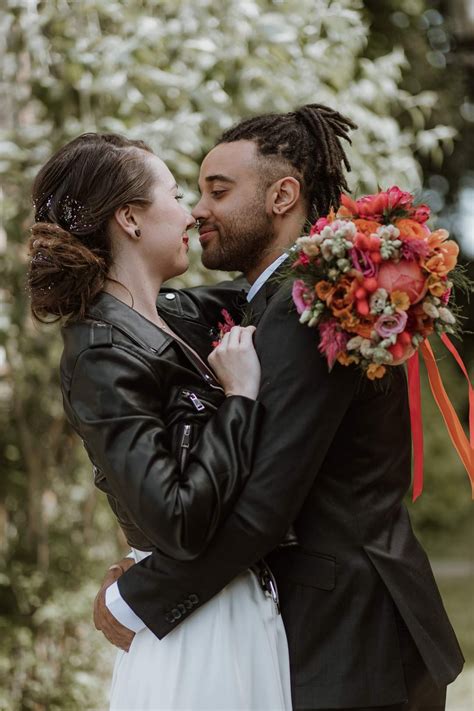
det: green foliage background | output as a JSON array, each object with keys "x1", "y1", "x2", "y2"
[{"x1": 0, "y1": 1, "x2": 472, "y2": 708}]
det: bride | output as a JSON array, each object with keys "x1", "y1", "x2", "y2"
[{"x1": 27, "y1": 132, "x2": 291, "y2": 710}]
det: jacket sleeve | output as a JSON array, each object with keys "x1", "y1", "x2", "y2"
[
  {"x1": 117, "y1": 286, "x2": 358, "y2": 637},
  {"x1": 67, "y1": 345, "x2": 263, "y2": 560}
]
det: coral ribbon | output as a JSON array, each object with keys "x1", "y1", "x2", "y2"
[{"x1": 408, "y1": 337, "x2": 474, "y2": 501}]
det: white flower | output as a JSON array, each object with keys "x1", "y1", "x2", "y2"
[
  {"x1": 423, "y1": 301, "x2": 439, "y2": 319},
  {"x1": 321, "y1": 240, "x2": 335, "y2": 261},
  {"x1": 296, "y1": 236, "x2": 320, "y2": 257},
  {"x1": 347, "y1": 336, "x2": 363, "y2": 351},
  {"x1": 299, "y1": 309, "x2": 312, "y2": 324},
  {"x1": 438, "y1": 307, "x2": 456, "y2": 325},
  {"x1": 377, "y1": 224, "x2": 400, "y2": 240},
  {"x1": 360, "y1": 339, "x2": 374, "y2": 358},
  {"x1": 369, "y1": 288, "x2": 388, "y2": 314}
]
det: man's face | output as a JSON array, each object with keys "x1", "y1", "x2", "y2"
[{"x1": 193, "y1": 141, "x2": 276, "y2": 274}]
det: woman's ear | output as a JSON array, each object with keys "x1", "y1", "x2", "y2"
[
  {"x1": 112, "y1": 204, "x2": 140, "y2": 239},
  {"x1": 268, "y1": 176, "x2": 301, "y2": 216}
]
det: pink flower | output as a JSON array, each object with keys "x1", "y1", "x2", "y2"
[
  {"x1": 386, "y1": 186, "x2": 414, "y2": 211},
  {"x1": 377, "y1": 260, "x2": 428, "y2": 304},
  {"x1": 318, "y1": 319, "x2": 349, "y2": 370},
  {"x1": 310, "y1": 217, "x2": 329, "y2": 234},
  {"x1": 375, "y1": 310, "x2": 408, "y2": 338},
  {"x1": 292, "y1": 252, "x2": 311, "y2": 269},
  {"x1": 212, "y1": 309, "x2": 236, "y2": 348},
  {"x1": 292, "y1": 279, "x2": 315, "y2": 315},
  {"x1": 349, "y1": 247, "x2": 378, "y2": 277},
  {"x1": 400, "y1": 238, "x2": 430, "y2": 262},
  {"x1": 413, "y1": 204, "x2": 430, "y2": 223},
  {"x1": 440, "y1": 286, "x2": 451, "y2": 305}
]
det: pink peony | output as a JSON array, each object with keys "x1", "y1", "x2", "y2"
[
  {"x1": 318, "y1": 319, "x2": 349, "y2": 370},
  {"x1": 377, "y1": 260, "x2": 427, "y2": 304},
  {"x1": 350, "y1": 247, "x2": 378, "y2": 277},
  {"x1": 375, "y1": 310, "x2": 408, "y2": 338},
  {"x1": 400, "y1": 238, "x2": 430, "y2": 262},
  {"x1": 292, "y1": 279, "x2": 315, "y2": 315}
]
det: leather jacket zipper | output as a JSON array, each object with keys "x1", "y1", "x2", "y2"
[
  {"x1": 179, "y1": 424, "x2": 192, "y2": 471},
  {"x1": 181, "y1": 390, "x2": 217, "y2": 412}
]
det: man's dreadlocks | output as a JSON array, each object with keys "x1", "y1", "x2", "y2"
[{"x1": 218, "y1": 103, "x2": 357, "y2": 223}]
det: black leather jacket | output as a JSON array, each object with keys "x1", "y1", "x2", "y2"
[{"x1": 60, "y1": 290, "x2": 263, "y2": 560}]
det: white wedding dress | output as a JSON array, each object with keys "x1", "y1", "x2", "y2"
[{"x1": 109, "y1": 549, "x2": 292, "y2": 711}]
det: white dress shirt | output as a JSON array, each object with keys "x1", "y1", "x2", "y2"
[{"x1": 106, "y1": 253, "x2": 289, "y2": 631}]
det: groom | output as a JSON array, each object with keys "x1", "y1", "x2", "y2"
[{"x1": 94, "y1": 104, "x2": 463, "y2": 710}]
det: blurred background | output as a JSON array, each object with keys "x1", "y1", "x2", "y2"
[{"x1": 0, "y1": 0, "x2": 472, "y2": 709}]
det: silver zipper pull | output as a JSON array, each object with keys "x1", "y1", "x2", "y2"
[
  {"x1": 182, "y1": 390, "x2": 206, "y2": 411},
  {"x1": 181, "y1": 424, "x2": 192, "y2": 448}
]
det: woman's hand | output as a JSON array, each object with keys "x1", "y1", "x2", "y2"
[{"x1": 208, "y1": 326, "x2": 261, "y2": 400}]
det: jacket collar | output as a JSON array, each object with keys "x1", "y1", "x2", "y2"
[{"x1": 87, "y1": 292, "x2": 173, "y2": 355}]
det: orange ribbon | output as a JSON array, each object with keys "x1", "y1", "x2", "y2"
[{"x1": 407, "y1": 336, "x2": 474, "y2": 501}]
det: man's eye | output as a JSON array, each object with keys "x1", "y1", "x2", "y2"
[
  {"x1": 211, "y1": 190, "x2": 226, "y2": 198},
  {"x1": 175, "y1": 192, "x2": 184, "y2": 201}
]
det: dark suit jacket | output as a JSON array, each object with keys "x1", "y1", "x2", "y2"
[{"x1": 117, "y1": 276, "x2": 463, "y2": 709}]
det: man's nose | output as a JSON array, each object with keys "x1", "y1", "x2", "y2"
[{"x1": 192, "y1": 197, "x2": 209, "y2": 222}]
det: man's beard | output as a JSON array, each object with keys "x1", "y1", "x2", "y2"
[{"x1": 201, "y1": 201, "x2": 275, "y2": 274}]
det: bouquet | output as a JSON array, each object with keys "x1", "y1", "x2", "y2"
[
  {"x1": 290, "y1": 186, "x2": 462, "y2": 380},
  {"x1": 289, "y1": 186, "x2": 473, "y2": 498}
]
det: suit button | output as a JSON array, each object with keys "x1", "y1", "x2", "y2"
[
  {"x1": 177, "y1": 603, "x2": 186, "y2": 615},
  {"x1": 165, "y1": 612, "x2": 175, "y2": 624},
  {"x1": 189, "y1": 593, "x2": 199, "y2": 605},
  {"x1": 172, "y1": 607, "x2": 182, "y2": 620}
]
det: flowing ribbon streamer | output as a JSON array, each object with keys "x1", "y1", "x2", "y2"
[
  {"x1": 440, "y1": 334, "x2": 474, "y2": 449},
  {"x1": 407, "y1": 352, "x2": 424, "y2": 501},
  {"x1": 407, "y1": 337, "x2": 474, "y2": 500}
]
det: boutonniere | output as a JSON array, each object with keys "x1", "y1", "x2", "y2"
[{"x1": 211, "y1": 309, "x2": 236, "y2": 348}]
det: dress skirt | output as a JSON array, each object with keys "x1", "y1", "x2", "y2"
[{"x1": 109, "y1": 550, "x2": 292, "y2": 711}]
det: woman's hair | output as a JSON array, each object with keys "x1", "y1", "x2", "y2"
[
  {"x1": 218, "y1": 103, "x2": 357, "y2": 223},
  {"x1": 28, "y1": 133, "x2": 156, "y2": 322}
]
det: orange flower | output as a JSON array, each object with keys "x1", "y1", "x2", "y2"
[
  {"x1": 426, "y1": 274, "x2": 446, "y2": 297},
  {"x1": 367, "y1": 364, "x2": 386, "y2": 380},
  {"x1": 423, "y1": 229, "x2": 459, "y2": 276},
  {"x1": 352, "y1": 318, "x2": 375, "y2": 339},
  {"x1": 412, "y1": 304, "x2": 435, "y2": 338},
  {"x1": 340, "y1": 311, "x2": 360, "y2": 330},
  {"x1": 327, "y1": 207, "x2": 337, "y2": 223},
  {"x1": 336, "y1": 205, "x2": 354, "y2": 219},
  {"x1": 390, "y1": 290, "x2": 410, "y2": 311},
  {"x1": 315, "y1": 281, "x2": 335, "y2": 301},
  {"x1": 354, "y1": 218, "x2": 381, "y2": 236},
  {"x1": 337, "y1": 352, "x2": 359, "y2": 366},
  {"x1": 395, "y1": 218, "x2": 427, "y2": 240},
  {"x1": 327, "y1": 277, "x2": 356, "y2": 316}
]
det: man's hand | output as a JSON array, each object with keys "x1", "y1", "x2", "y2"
[{"x1": 93, "y1": 557, "x2": 136, "y2": 652}]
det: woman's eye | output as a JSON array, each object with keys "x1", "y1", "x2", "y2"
[{"x1": 175, "y1": 192, "x2": 184, "y2": 201}]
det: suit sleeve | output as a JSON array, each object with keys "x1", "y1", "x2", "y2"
[
  {"x1": 67, "y1": 345, "x2": 263, "y2": 560},
  {"x1": 117, "y1": 287, "x2": 357, "y2": 637}
]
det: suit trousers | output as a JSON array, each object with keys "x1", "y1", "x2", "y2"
[{"x1": 307, "y1": 609, "x2": 447, "y2": 711}]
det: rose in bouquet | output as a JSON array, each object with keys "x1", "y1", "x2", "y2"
[{"x1": 290, "y1": 186, "x2": 462, "y2": 380}]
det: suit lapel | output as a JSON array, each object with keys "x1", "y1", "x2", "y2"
[{"x1": 245, "y1": 264, "x2": 288, "y2": 326}]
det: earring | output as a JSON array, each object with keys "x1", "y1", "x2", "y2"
[{"x1": 134, "y1": 228, "x2": 141, "y2": 238}]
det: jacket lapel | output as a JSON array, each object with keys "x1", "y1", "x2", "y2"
[{"x1": 246, "y1": 264, "x2": 288, "y2": 326}]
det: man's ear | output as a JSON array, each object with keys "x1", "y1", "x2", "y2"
[
  {"x1": 268, "y1": 176, "x2": 301, "y2": 216},
  {"x1": 112, "y1": 204, "x2": 140, "y2": 239}
]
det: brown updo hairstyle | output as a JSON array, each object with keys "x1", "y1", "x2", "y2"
[{"x1": 28, "y1": 133, "x2": 156, "y2": 322}]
